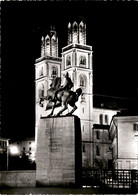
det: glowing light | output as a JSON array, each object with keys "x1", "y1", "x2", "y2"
[{"x1": 10, "y1": 146, "x2": 19, "y2": 155}]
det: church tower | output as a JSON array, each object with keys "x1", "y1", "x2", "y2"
[
  {"x1": 35, "y1": 20, "x2": 93, "y2": 167},
  {"x1": 35, "y1": 26, "x2": 62, "y2": 145},
  {"x1": 61, "y1": 18, "x2": 93, "y2": 167}
]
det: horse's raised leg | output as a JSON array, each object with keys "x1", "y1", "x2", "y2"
[
  {"x1": 46, "y1": 101, "x2": 56, "y2": 117},
  {"x1": 56, "y1": 102, "x2": 68, "y2": 116},
  {"x1": 66, "y1": 105, "x2": 77, "y2": 116}
]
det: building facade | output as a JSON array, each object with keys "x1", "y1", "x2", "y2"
[
  {"x1": 109, "y1": 116, "x2": 138, "y2": 169},
  {"x1": 35, "y1": 19, "x2": 119, "y2": 168}
]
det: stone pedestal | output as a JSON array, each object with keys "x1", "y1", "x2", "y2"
[{"x1": 36, "y1": 115, "x2": 82, "y2": 187}]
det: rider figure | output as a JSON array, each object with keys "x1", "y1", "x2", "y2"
[
  {"x1": 61, "y1": 72, "x2": 74, "y2": 90},
  {"x1": 55, "y1": 72, "x2": 74, "y2": 98}
]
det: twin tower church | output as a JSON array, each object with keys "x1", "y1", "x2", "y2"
[{"x1": 35, "y1": 19, "x2": 117, "y2": 168}]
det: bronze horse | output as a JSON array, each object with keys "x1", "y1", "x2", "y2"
[{"x1": 39, "y1": 77, "x2": 82, "y2": 117}]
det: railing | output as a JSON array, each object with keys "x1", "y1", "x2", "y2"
[{"x1": 82, "y1": 168, "x2": 138, "y2": 189}]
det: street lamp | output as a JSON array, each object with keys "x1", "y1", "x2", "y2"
[{"x1": 7, "y1": 144, "x2": 19, "y2": 171}]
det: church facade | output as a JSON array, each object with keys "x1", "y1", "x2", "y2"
[{"x1": 35, "y1": 19, "x2": 118, "y2": 168}]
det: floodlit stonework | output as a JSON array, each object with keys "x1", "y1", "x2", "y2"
[{"x1": 109, "y1": 116, "x2": 138, "y2": 169}]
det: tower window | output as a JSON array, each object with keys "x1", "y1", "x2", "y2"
[
  {"x1": 66, "y1": 55, "x2": 71, "y2": 66},
  {"x1": 96, "y1": 146, "x2": 100, "y2": 156},
  {"x1": 99, "y1": 114, "x2": 103, "y2": 125},
  {"x1": 80, "y1": 77, "x2": 85, "y2": 86},
  {"x1": 82, "y1": 108, "x2": 85, "y2": 113},
  {"x1": 72, "y1": 22, "x2": 78, "y2": 43},
  {"x1": 51, "y1": 66, "x2": 57, "y2": 78},
  {"x1": 96, "y1": 131, "x2": 100, "y2": 139},
  {"x1": 80, "y1": 74, "x2": 86, "y2": 87},
  {"x1": 38, "y1": 84, "x2": 44, "y2": 98},
  {"x1": 81, "y1": 93, "x2": 85, "y2": 102},
  {"x1": 79, "y1": 55, "x2": 86, "y2": 66},
  {"x1": 39, "y1": 67, "x2": 43, "y2": 76},
  {"x1": 105, "y1": 115, "x2": 108, "y2": 124}
]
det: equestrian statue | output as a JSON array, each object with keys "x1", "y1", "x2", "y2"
[{"x1": 39, "y1": 72, "x2": 82, "y2": 117}]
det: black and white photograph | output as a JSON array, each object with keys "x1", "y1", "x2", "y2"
[{"x1": 1, "y1": 1, "x2": 138, "y2": 194}]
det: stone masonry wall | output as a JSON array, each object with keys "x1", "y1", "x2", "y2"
[{"x1": 0, "y1": 171, "x2": 36, "y2": 187}]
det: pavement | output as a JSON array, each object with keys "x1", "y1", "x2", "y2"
[{"x1": 0, "y1": 187, "x2": 137, "y2": 194}]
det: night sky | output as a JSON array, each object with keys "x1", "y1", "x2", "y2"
[{"x1": 1, "y1": 1, "x2": 138, "y2": 139}]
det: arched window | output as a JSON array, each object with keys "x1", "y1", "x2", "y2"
[
  {"x1": 41, "y1": 36, "x2": 45, "y2": 56},
  {"x1": 79, "y1": 55, "x2": 86, "y2": 66},
  {"x1": 51, "y1": 35, "x2": 57, "y2": 57},
  {"x1": 79, "y1": 74, "x2": 86, "y2": 87},
  {"x1": 79, "y1": 21, "x2": 85, "y2": 44},
  {"x1": 38, "y1": 84, "x2": 44, "y2": 98},
  {"x1": 72, "y1": 22, "x2": 78, "y2": 43},
  {"x1": 66, "y1": 55, "x2": 71, "y2": 66},
  {"x1": 80, "y1": 77, "x2": 85, "y2": 86},
  {"x1": 51, "y1": 66, "x2": 57, "y2": 78},
  {"x1": 39, "y1": 66, "x2": 43, "y2": 77},
  {"x1": 45, "y1": 35, "x2": 50, "y2": 56}
]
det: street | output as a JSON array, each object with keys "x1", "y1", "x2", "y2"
[{"x1": 0, "y1": 187, "x2": 137, "y2": 194}]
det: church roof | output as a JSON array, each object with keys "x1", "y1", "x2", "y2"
[{"x1": 93, "y1": 94, "x2": 138, "y2": 114}]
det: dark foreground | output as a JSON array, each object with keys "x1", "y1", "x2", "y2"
[{"x1": 0, "y1": 187, "x2": 137, "y2": 194}]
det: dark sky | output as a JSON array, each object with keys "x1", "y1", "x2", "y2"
[{"x1": 1, "y1": 1, "x2": 138, "y2": 139}]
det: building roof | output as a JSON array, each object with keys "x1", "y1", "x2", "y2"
[
  {"x1": 93, "y1": 124, "x2": 110, "y2": 130},
  {"x1": 93, "y1": 94, "x2": 138, "y2": 113}
]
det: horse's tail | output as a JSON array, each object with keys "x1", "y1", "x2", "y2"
[{"x1": 76, "y1": 88, "x2": 82, "y2": 100}]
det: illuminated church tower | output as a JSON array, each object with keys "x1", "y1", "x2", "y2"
[
  {"x1": 35, "y1": 20, "x2": 93, "y2": 167},
  {"x1": 61, "y1": 18, "x2": 93, "y2": 167},
  {"x1": 35, "y1": 26, "x2": 62, "y2": 144}
]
